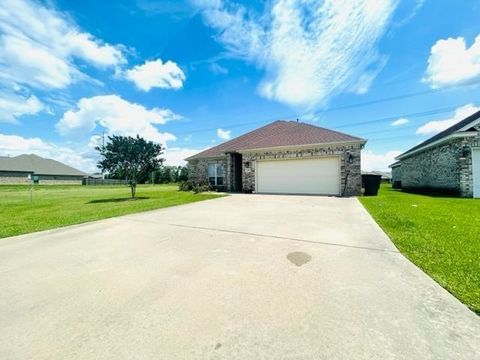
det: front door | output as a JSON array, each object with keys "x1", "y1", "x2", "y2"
[{"x1": 233, "y1": 153, "x2": 243, "y2": 192}]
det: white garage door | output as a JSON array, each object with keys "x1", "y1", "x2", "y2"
[
  {"x1": 256, "y1": 157, "x2": 341, "y2": 195},
  {"x1": 473, "y1": 148, "x2": 480, "y2": 198}
]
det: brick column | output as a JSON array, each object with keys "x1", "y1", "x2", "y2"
[{"x1": 459, "y1": 141, "x2": 473, "y2": 197}]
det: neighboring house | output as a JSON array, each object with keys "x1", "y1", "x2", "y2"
[
  {"x1": 0, "y1": 154, "x2": 87, "y2": 184},
  {"x1": 389, "y1": 161, "x2": 401, "y2": 189},
  {"x1": 186, "y1": 120, "x2": 366, "y2": 196},
  {"x1": 362, "y1": 171, "x2": 392, "y2": 182},
  {"x1": 391, "y1": 109, "x2": 480, "y2": 198}
]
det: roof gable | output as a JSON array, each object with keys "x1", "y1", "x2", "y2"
[
  {"x1": 187, "y1": 120, "x2": 365, "y2": 160},
  {"x1": 0, "y1": 154, "x2": 87, "y2": 176},
  {"x1": 397, "y1": 109, "x2": 480, "y2": 159}
]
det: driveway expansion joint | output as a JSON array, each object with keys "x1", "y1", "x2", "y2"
[{"x1": 168, "y1": 223, "x2": 400, "y2": 254}]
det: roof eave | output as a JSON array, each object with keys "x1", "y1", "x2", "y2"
[
  {"x1": 238, "y1": 139, "x2": 367, "y2": 154},
  {"x1": 396, "y1": 131, "x2": 478, "y2": 160},
  {"x1": 185, "y1": 154, "x2": 228, "y2": 161},
  {"x1": 34, "y1": 173, "x2": 87, "y2": 177}
]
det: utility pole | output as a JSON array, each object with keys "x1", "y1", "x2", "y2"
[{"x1": 101, "y1": 131, "x2": 105, "y2": 180}]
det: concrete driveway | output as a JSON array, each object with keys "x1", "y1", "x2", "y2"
[{"x1": 0, "y1": 195, "x2": 479, "y2": 359}]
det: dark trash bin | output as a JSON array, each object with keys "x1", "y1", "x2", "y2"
[{"x1": 362, "y1": 174, "x2": 382, "y2": 196}]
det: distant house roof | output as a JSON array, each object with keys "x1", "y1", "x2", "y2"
[
  {"x1": 362, "y1": 171, "x2": 392, "y2": 180},
  {"x1": 0, "y1": 154, "x2": 87, "y2": 176},
  {"x1": 187, "y1": 120, "x2": 366, "y2": 160},
  {"x1": 396, "y1": 109, "x2": 480, "y2": 160}
]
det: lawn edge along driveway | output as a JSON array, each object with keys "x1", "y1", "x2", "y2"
[
  {"x1": 0, "y1": 184, "x2": 224, "y2": 239},
  {"x1": 359, "y1": 184, "x2": 480, "y2": 314}
]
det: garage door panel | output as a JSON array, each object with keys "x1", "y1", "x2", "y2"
[{"x1": 256, "y1": 157, "x2": 340, "y2": 195}]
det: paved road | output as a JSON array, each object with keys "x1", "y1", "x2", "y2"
[{"x1": 0, "y1": 195, "x2": 479, "y2": 359}]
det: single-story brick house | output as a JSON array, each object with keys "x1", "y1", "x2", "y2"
[
  {"x1": 390, "y1": 109, "x2": 480, "y2": 198},
  {"x1": 186, "y1": 120, "x2": 366, "y2": 196},
  {"x1": 0, "y1": 154, "x2": 87, "y2": 184}
]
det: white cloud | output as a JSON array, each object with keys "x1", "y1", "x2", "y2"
[
  {"x1": 196, "y1": 0, "x2": 399, "y2": 108},
  {"x1": 394, "y1": 0, "x2": 425, "y2": 27},
  {"x1": 56, "y1": 95, "x2": 179, "y2": 145},
  {"x1": 0, "y1": 92, "x2": 45, "y2": 123},
  {"x1": 424, "y1": 35, "x2": 480, "y2": 88},
  {"x1": 209, "y1": 63, "x2": 229, "y2": 75},
  {"x1": 88, "y1": 135, "x2": 103, "y2": 149},
  {"x1": 391, "y1": 118, "x2": 409, "y2": 126},
  {"x1": 124, "y1": 59, "x2": 185, "y2": 91},
  {"x1": 217, "y1": 128, "x2": 231, "y2": 140},
  {"x1": 0, "y1": 0, "x2": 125, "y2": 90},
  {"x1": 0, "y1": 133, "x2": 97, "y2": 172},
  {"x1": 362, "y1": 149, "x2": 402, "y2": 172},
  {"x1": 163, "y1": 147, "x2": 205, "y2": 166},
  {"x1": 416, "y1": 104, "x2": 480, "y2": 135}
]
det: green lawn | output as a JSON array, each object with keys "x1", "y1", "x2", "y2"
[
  {"x1": 0, "y1": 184, "x2": 222, "y2": 239},
  {"x1": 359, "y1": 184, "x2": 480, "y2": 314}
]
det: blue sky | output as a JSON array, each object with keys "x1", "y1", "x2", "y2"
[{"x1": 1, "y1": 0, "x2": 479, "y2": 172}]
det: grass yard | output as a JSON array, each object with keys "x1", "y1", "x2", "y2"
[
  {"x1": 0, "y1": 184, "x2": 222, "y2": 239},
  {"x1": 359, "y1": 184, "x2": 480, "y2": 314}
]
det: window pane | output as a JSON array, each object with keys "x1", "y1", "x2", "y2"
[
  {"x1": 217, "y1": 177, "x2": 224, "y2": 186},
  {"x1": 208, "y1": 163, "x2": 216, "y2": 177},
  {"x1": 216, "y1": 164, "x2": 224, "y2": 177},
  {"x1": 208, "y1": 177, "x2": 216, "y2": 186}
]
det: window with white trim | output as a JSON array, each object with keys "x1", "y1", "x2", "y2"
[{"x1": 208, "y1": 163, "x2": 224, "y2": 186}]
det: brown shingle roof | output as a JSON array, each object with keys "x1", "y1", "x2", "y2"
[{"x1": 186, "y1": 120, "x2": 365, "y2": 160}]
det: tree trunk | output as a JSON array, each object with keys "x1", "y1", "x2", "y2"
[{"x1": 130, "y1": 183, "x2": 136, "y2": 198}]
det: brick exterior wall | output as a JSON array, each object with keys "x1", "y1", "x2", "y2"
[
  {"x1": 0, "y1": 171, "x2": 30, "y2": 184},
  {"x1": 400, "y1": 134, "x2": 479, "y2": 197},
  {"x1": 391, "y1": 166, "x2": 401, "y2": 183},
  {"x1": 187, "y1": 143, "x2": 363, "y2": 196},
  {"x1": 0, "y1": 171, "x2": 83, "y2": 185},
  {"x1": 187, "y1": 157, "x2": 228, "y2": 191}
]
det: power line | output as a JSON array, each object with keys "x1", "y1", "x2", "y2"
[
  {"x1": 332, "y1": 106, "x2": 457, "y2": 129},
  {"x1": 171, "y1": 82, "x2": 479, "y2": 137},
  {"x1": 366, "y1": 134, "x2": 423, "y2": 145},
  {"x1": 187, "y1": 102, "x2": 475, "y2": 148},
  {"x1": 174, "y1": 103, "x2": 466, "y2": 140},
  {"x1": 356, "y1": 124, "x2": 419, "y2": 136}
]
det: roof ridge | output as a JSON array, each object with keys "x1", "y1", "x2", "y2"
[
  {"x1": 186, "y1": 119, "x2": 365, "y2": 160},
  {"x1": 186, "y1": 120, "x2": 286, "y2": 159},
  {"x1": 294, "y1": 121, "x2": 364, "y2": 140}
]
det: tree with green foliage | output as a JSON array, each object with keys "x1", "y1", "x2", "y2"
[
  {"x1": 177, "y1": 165, "x2": 188, "y2": 182},
  {"x1": 152, "y1": 165, "x2": 188, "y2": 184},
  {"x1": 96, "y1": 135, "x2": 164, "y2": 198}
]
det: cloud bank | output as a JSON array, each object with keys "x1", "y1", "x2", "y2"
[
  {"x1": 416, "y1": 104, "x2": 480, "y2": 135},
  {"x1": 424, "y1": 35, "x2": 480, "y2": 88},
  {"x1": 124, "y1": 59, "x2": 185, "y2": 91},
  {"x1": 56, "y1": 95, "x2": 179, "y2": 145},
  {"x1": 196, "y1": 0, "x2": 399, "y2": 108},
  {"x1": 0, "y1": 0, "x2": 126, "y2": 90}
]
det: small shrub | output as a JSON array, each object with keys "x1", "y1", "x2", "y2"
[
  {"x1": 192, "y1": 180, "x2": 212, "y2": 194},
  {"x1": 179, "y1": 181, "x2": 193, "y2": 191},
  {"x1": 179, "y1": 180, "x2": 212, "y2": 193}
]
